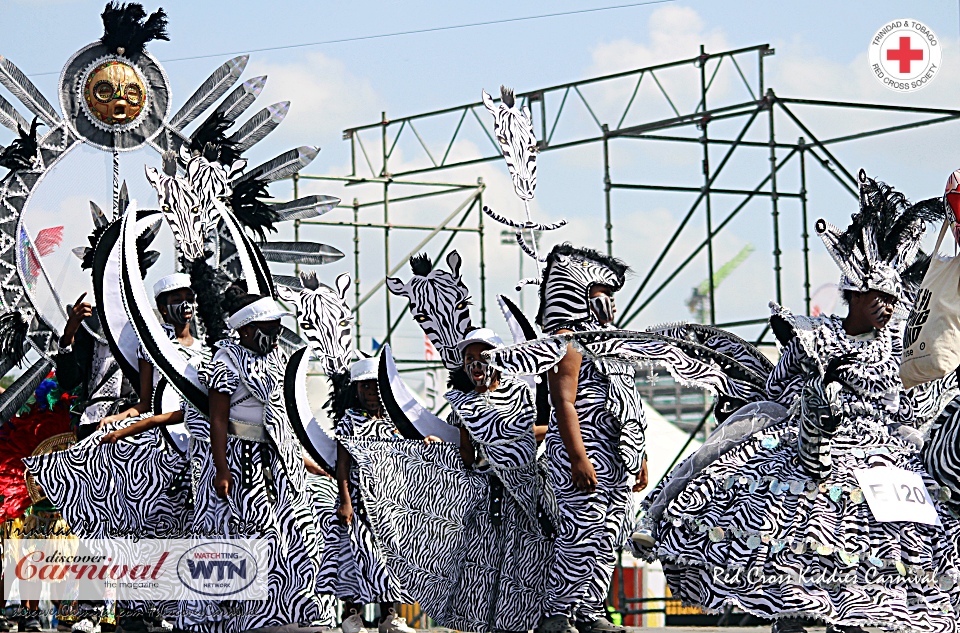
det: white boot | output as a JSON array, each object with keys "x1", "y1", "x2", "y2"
[
  {"x1": 378, "y1": 610, "x2": 415, "y2": 633},
  {"x1": 342, "y1": 611, "x2": 369, "y2": 633}
]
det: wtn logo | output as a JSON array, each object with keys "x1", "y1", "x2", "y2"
[{"x1": 185, "y1": 559, "x2": 247, "y2": 581}]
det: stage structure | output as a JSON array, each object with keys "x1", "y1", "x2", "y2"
[{"x1": 284, "y1": 40, "x2": 960, "y2": 436}]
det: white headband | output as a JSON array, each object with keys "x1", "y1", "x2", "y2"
[
  {"x1": 226, "y1": 297, "x2": 291, "y2": 329},
  {"x1": 153, "y1": 273, "x2": 192, "y2": 298}
]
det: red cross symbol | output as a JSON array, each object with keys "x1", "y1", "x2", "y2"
[{"x1": 886, "y1": 36, "x2": 924, "y2": 73}]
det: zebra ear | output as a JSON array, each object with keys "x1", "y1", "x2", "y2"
[
  {"x1": 228, "y1": 159, "x2": 247, "y2": 180},
  {"x1": 178, "y1": 143, "x2": 192, "y2": 164},
  {"x1": 385, "y1": 277, "x2": 407, "y2": 297},
  {"x1": 446, "y1": 250, "x2": 462, "y2": 277},
  {"x1": 276, "y1": 285, "x2": 296, "y2": 303},
  {"x1": 522, "y1": 105, "x2": 532, "y2": 125},
  {"x1": 144, "y1": 165, "x2": 162, "y2": 191},
  {"x1": 481, "y1": 90, "x2": 497, "y2": 114},
  {"x1": 335, "y1": 273, "x2": 351, "y2": 299}
]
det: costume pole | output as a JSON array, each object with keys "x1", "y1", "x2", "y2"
[
  {"x1": 522, "y1": 199, "x2": 542, "y2": 277},
  {"x1": 112, "y1": 135, "x2": 120, "y2": 218}
]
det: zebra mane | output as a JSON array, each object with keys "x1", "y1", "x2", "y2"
[
  {"x1": 409, "y1": 253, "x2": 434, "y2": 276},
  {"x1": 500, "y1": 85, "x2": 515, "y2": 108}
]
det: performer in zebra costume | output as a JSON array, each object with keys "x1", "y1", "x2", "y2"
[
  {"x1": 24, "y1": 273, "x2": 208, "y2": 632},
  {"x1": 342, "y1": 322, "x2": 557, "y2": 632},
  {"x1": 512, "y1": 244, "x2": 646, "y2": 633},
  {"x1": 649, "y1": 171, "x2": 960, "y2": 633},
  {"x1": 177, "y1": 284, "x2": 332, "y2": 632},
  {"x1": 430, "y1": 327, "x2": 556, "y2": 631},
  {"x1": 321, "y1": 356, "x2": 414, "y2": 633},
  {"x1": 99, "y1": 273, "x2": 204, "y2": 428}
]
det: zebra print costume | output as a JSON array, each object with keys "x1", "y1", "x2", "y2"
[
  {"x1": 177, "y1": 340, "x2": 333, "y2": 632},
  {"x1": 924, "y1": 397, "x2": 960, "y2": 512},
  {"x1": 319, "y1": 409, "x2": 407, "y2": 604},
  {"x1": 651, "y1": 304, "x2": 960, "y2": 631},
  {"x1": 524, "y1": 244, "x2": 644, "y2": 623},
  {"x1": 145, "y1": 161, "x2": 210, "y2": 263},
  {"x1": 386, "y1": 250, "x2": 473, "y2": 370},
  {"x1": 23, "y1": 324, "x2": 207, "y2": 540},
  {"x1": 343, "y1": 376, "x2": 555, "y2": 631}
]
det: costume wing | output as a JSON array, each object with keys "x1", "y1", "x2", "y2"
[
  {"x1": 377, "y1": 344, "x2": 460, "y2": 445},
  {"x1": 284, "y1": 347, "x2": 338, "y2": 472},
  {"x1": 486, "y1": 330, "x2": 767, "y2": 403}
]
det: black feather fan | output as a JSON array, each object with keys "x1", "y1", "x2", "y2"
[
  {"x1": 189, "y1": 258, "x2": 232, "y2": 348},
  {"x1": 101, "y1": 2, "x2": 169, "y2": 56},
  {"x1": 0, "y1": 310, "x2": 29, "y2": 367},
  {"x1": 230, "y1": 177, "x2": 279, "y2": 241},
  {"x1": 0, "y1": 117, "x2": 40, "y2": 173}
]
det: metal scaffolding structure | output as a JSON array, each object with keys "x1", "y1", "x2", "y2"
[{"x1": 300, "y1": 42, "x2": 960, "y2": 360}]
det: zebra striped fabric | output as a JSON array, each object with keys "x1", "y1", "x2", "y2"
[{"x1": 653, "y1": 308, "x2": 960, "y2": 631}]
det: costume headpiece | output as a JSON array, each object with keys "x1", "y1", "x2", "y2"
[
  {"x1": 152, "y1": 272, "x2": 191, "y2": 298},
  {"x1": 456, "y1": 328, "x2": 503, "y2": 353},
  {"x1": 480, "y1": 85, "x2": 567, "y2": 288},
  {"x1": 225, "y1": 297, "x2": 290, "y2": 330},
  {"x1": 350, "y1": 357, "x2": 379, "y2": 383},
  {"x1": 386, "y1": 250, "x2": 474, "y2": 371},
  {"x1": 815, "y1": 169, "x2": 941, "y2": 309},
  {"x1": 537, "y1": 243, "x2": 628, "y2": 333}
]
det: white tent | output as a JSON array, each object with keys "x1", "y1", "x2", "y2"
[{"x1": 637, "y1": 398, "x2": 703, "y2": 501}]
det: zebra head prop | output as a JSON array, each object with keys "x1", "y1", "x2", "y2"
[
  {"x1": 482, "y1": 86, "x2": 537, "y2": 201},
  {"x1": 278, "y1": 271, "x2": 354, "y2": 376},
  {"x1": 181, "y1": 143, "x2": 245, "y2": 212},
  {"x1": 145, "y1": 156, "x2": 209, "y2": 263},
  {"x1": 537, "y1": 243, "x2": 628, "y2": 333},
  {"x1": 386, "y1": 250, "x2": 474, "y2": 371}
]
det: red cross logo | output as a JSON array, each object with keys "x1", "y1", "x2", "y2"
[{"x1": 886, "y1": 36, "x2": 924, "y2": 73}]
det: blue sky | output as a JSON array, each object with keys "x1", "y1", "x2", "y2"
[{"x1": 2, "y1": 0, "x2": 960, "y2": 362}]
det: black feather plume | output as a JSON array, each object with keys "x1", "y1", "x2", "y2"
[
  {"x1": 101, "y1": 2, "x2": 169, "y2": 56},
  {"x1": 190, "y1": 111, "x2": 240, "y2": 164},
  {"x1": 325, "y1": 370, "x2": 357, "y2": 421},
  {"x1": 841, "y1": 179, "x2": 945, "y2": 263},
  {"x1": 230, "y1": 177, "x2": 279, "y2": 241},
  {"x1": 0, "y1": 117, "x2": 40, "y2": 174},
  {"x1": 189, "y1": 258, "x2": 232, "y2": 348},
  {"x1": 0, "y1": 310, "x2": 29, "y2": 368},
  {"x1": 409, "y1": 253, "x2": 434, "y2": 276}
]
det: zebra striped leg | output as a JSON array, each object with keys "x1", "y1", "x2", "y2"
[
  {"x1": 573, "y1": 485, "x2": 631, "y2": 623},
  {"x1": 544, "y1": 468, "x2": 610, "y2": 619}
]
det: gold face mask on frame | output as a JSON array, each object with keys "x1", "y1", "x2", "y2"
[{"x1": 82, "y1": 60, "x2": 146, "y2": 126}]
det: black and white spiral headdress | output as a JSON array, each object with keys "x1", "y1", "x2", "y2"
[{"x1": 815, "y1": 169, "x2": 942, "y2": 312}]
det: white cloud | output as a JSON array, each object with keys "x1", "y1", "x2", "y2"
[{"x1": 244, "y1": 52, "x2": 381, "y2": 169}]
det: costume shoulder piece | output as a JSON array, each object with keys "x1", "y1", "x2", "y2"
[{"x1": 485, "y1": 328, "x2": 768, "y2": 403}]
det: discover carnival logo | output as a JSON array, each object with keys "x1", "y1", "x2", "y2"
[
  {"x1": 870, "y1": 19, "x2": 941, "y2": 93},
  {"x1": 4, "y1": 538, "x2": 268, "y2": 601}
]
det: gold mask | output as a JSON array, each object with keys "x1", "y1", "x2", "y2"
[{"x1": 83, "y1": 60, "x2": 146, "y2": 126}]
